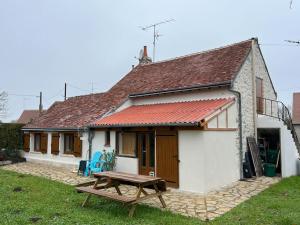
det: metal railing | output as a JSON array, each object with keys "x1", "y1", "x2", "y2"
[{"x1": 257, "y1": 97, "x2": 300, "y2": 152}]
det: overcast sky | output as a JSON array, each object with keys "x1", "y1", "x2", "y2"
[{"x1": 0, "y1": 0, "x2": 299, "y2": 122}]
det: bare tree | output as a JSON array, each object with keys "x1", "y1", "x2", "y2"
[{"x1": 0, "y1": 91, "x2": 8, "y2": 119}]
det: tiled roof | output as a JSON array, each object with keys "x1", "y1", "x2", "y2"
[
  {"x1": 92, "y1": 98, "x2": 234, "y2": 127},
  {"x1": 17, "y1": 110, "x2": 44, "y2": 124},
  {"x1": 293, "y1": 93, "x2": 300, "y2": 124},
  {"x1": 24, "y1": 39, "x2": 252, "y2": 129},
  {"x1": 24, "y1": 93, "x2": 105, "y2": 129}
]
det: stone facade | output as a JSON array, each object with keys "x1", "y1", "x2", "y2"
[{"x1": 232, "y1": 40, "x2": 277, "y2": 154}]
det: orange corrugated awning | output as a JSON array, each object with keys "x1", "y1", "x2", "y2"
[{"x1": 92, "y1": 98, "x2": 234, "y2": 127}]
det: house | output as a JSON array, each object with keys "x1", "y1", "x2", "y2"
[
  {"x1": 22, "y1": 38, "x2": 300, "y2": 193},
  {"x1": 17, "y1": 110, "x2": 45, "y2": 124},
  {"x1": 293, "y1": 93, "x2": 300, "y2": 139}
]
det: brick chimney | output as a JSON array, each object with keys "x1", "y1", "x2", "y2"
[{"x1": 139, "y1": 46, "x2": 152, "y2": 64}]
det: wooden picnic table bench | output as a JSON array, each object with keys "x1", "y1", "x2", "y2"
[{"x1": 76, "y1": 171, "x2": 168, "y2": 217}]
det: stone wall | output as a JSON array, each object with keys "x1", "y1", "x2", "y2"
[{"x1": 232, "y1": 40, "x2": 277, "y2": 154}]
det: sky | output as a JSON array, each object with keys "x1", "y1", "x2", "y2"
[{"x1": 0, "y1": 0, "x2": 299, "y2": 122}]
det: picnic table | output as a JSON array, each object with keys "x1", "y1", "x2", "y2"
[{"x1": 76, "y1": 171, "x2": 168, "y2": 217}]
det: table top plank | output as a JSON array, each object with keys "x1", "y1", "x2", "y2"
[{"x1": 93, "y1": 171, "x2": 162, "y2": 184}]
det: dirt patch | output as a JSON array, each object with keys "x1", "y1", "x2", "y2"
[
  {"x1": 13, "y1": 187, "x2": 22, "y2": 192},
  {"x1": 51, "y1": 212, "x2": 62, "y2": 219},
  {"x1": 29, "y1": 217, "x2": 42, "y2": 223},
  {"x1": 12, "y1": 209, "x2": 23, "y2": 214}
]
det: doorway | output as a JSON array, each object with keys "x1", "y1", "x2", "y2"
[
  {"x1": 156, "y1": 130, "x2": 179, "y2": 187},
  {"x1": 137, "y1": 132, "x2": 155, "y2": 176},
  {"x1": 257, "y1": 128, "x2": 281, "y2": 175}
]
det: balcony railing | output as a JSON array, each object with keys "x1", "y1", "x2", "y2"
[{"x1": 257, "y1": 97, "x2": 300, "y2": 152}]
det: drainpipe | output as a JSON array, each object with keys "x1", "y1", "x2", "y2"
[
  {"x1": 229, "y1": 89, "x2": 244, "y2": 179},
  {"x1": 87, "y1": 127, "x2": 95, "y2": 160}
]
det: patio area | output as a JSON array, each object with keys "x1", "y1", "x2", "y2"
[{"x1": 1, "y1": 162, "x2": 280, "y2": 220}]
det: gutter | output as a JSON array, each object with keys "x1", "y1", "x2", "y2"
[
  {"x1": 22, "y1": 127, "x2": 85, "y2": 132},
  {"x1": 229, "y1": 89, "x2": 244, "y2": 180},
  {"x1": 129, "y1": 81, "x2": 232, "y2": 98},
  {"x1": 89, "y1": 122, "x2": 200, "y2": 129}
]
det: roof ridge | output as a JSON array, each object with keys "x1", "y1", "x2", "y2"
[
  {"x1": 139, "y1": 38, "x2": 253, "y2": 67},
  {"x1": 67, "y1": 92, "x2": 105, "y2": 99}
]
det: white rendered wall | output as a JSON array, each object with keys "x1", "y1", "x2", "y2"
[
  {"x1": 25, "y1": 131, "x2": 89, "y2": 169},
  {"x1": 257, "y1": 115, "x2": 300, "y2": 177},
  {"x1": 91, "y1": 131, "x2": 116, "y2": 153},
  {"x1": 178, "y1": 130, "x2": 239, "y2": 193},
  {"x1": 91, "y1": 130, "x2": 138, "y2": 173},
  {"x1": 207, "y1": 104, "x2": 238, "y2": 129},
  {"x1": 132, "y1": 88, "x2": 234, "y2": 106},
  {"x1": 115, "y1": 156, "x2": 138, "y2": 174}
]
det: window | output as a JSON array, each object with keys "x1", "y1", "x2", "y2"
[
  {"x1": 117, "y1": 132, "x2": 136, "y2": 157},
  {"x1": 34, "y1": 133, "x2": 41, "y2": 152},
  {"x1": 105, "y1": 130, "x2": 110, "y2": 146},
  {"x1": 64, "y1": 133, "x2": 74, "y2": 154},
  {"x1": 256, "y1": 77, "x2": 263, "y2": 113}
]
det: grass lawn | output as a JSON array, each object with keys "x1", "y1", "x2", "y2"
[{"x1": 0, "y1": 169, "x2": 300, "y2": 225}]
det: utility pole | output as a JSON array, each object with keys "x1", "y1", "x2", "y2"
[
  {"x1": 64, "y1": 82, "x2": 67, "y2": 100},
  {"x1": 39, "y1": 91, "x2": 43, "y2": 114},
  {"x1": 140, "y1": 19, "x2": 175, "y2": 62}
]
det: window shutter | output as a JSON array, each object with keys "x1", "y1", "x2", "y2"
[
  {"x1": 23, "y1": 134, "x2": 30, "y2": 152},
  {"x1": 40, "y1": 133, "x2": 48, "y2": 154},
  {"x1": 74, "y1": 133, "x2": 82, "y2": 157},
  {"x1": 51, "y1": 133, "x2": 60, "y2": 155}
]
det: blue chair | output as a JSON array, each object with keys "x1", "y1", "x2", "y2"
[{"x1": 84, "y1": 151, "x2": 105, "y2": 176}]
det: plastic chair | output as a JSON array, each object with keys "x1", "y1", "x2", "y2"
[{"x1": 84, "y1": 151, "x2": 105, "y2": 176}]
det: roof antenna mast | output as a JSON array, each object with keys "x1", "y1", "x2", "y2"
[{"x1": 140, "y1": 19, "x2": 175, "y2": 62}]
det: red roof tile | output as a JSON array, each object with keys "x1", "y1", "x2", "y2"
[
  {"x1": 17, "y1": 110, "x2": 45, "y2": 124},
  {"x1": 24, "y1": 39, "x2": 252, "y2": 129},
  {"x1": 24, "y1": 93, "x2": 105, "y2": 129},
  {"x1": 93, "y1": 98, "x2": 234, "y2": 127},
  {"x1": 293, "y1": 93, "x2": 300, "y2": 124}
]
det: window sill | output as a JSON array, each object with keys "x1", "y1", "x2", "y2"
[
  {"x1": 61, "y1": 154, "x2": 75, "y2": 158},
  {"x1": 31, "y1": 151, "x2": 42, "y2": 154}
]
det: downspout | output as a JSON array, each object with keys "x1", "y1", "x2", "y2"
[
  {"x1": 229, "y1": 89, "x2": 244, "y2": 179},
  {"x1": 87, "y1": 127, "x2": 95, "y2": 160},
  {"x1": 251, "y1": 38, "x2": 257, "y2": 139}
]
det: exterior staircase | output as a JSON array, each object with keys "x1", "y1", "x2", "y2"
[{"x1": 257, "y1": 97, "x2": 300, "y2": 153}]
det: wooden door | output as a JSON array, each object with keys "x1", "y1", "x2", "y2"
[
  {"x1": 138, "y1": 133, "x2": 155, "y2": 176},
  {"x1": 51, "y1": 133, "x2": 60, "y2": 155},
  {"x1": 23, "y1": 134, "x2": 30, "y2": 152},
  {"x1": 156, "y1": 131, "x2": 179, "y2": 187}
]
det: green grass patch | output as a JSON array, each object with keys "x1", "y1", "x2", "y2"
[{"x1": 0, "y1": 169, "x2": 300, "y2": 225}]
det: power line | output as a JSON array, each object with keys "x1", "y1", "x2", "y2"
[
  {"x1": 259, "y1": 43, "x2": 299, "y2": 47},
  {"x1": 67, "y1": 83, "x2": 90, "y2": 92},
  {"x1": 7, "y1": 93, "x2": 39, "y2": 97},
  {"x1": 45, "y1": 88, "x2": 65, "y2": 102}
]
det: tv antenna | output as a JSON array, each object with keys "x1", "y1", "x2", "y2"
[
  {"x1": 285, "y1": 40, "x2": 300, "y2": 45},
  {"x1": 140, "y1": 19, "x2": 175, "y2": 62}
]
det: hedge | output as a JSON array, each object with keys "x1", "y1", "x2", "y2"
[{"x1": 0, "y1": 123, "x2": 23, "y2": 150}]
